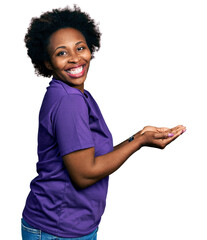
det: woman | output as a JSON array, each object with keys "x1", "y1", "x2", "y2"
[{"x1": 22, "y1": 6, "x2": 186, "y2": 240}]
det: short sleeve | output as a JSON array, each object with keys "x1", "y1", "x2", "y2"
[{"x1": 53, "y1": 94, "x2": 94, "y2": 156}]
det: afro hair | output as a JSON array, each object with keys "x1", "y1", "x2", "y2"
[{"x1": 25, "y1": 5, "x2": 101, "y2": 77}]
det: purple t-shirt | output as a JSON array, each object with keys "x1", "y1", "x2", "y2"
[{"x1": 23, "y1": 78, "x2": 113, "y2": 238}]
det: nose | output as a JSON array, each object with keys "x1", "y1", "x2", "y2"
[{"x1": 68, "y1": 52, "x2": 80, "y2": 63}]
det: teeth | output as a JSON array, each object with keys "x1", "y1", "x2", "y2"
[{"x1": 67, "y1": 66, "x2": 83, "y2": 75}]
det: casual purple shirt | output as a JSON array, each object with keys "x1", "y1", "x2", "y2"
[{"x1": 23, "y1": 78, "x2": 113, "y2": 238}]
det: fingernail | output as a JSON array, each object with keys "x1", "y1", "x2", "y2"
[
  {"x1": 182, "y1": 129, "x2": 186, "y2": 134},
  {"x1": 168, "y1": 133, "x2": 174, "y2": 137}
]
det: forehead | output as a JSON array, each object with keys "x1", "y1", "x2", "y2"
[{"x1": 48, "y1": 28, "x2": 86, "y2": 48}]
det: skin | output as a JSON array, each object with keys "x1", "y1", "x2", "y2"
[
  {"x1": 45, "y1": 28, "x2": 91, "y2": 93},
  {"x1": 45, "y1": 27, "x2": 186, "y2": 189}
]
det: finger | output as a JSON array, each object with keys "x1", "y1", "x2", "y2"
[
  {"x1": 154, "y1": 128, "x2": 183, "y2": 139},
  {"x1": 156, "y1": 127, "x2": 170, "y2": 133},
  {"x1": 154, "y1": 131, "x2": 172, "y2": 139},
  {"x1": 158, "y1": 125, "x2": 185, "y2": 134},
  {"x1": 162, "y1": 128, "x2": 184, "y2": 146},
  {"x1": 141, "y1": 126, "x2": 156, "y2": 135},
  {"x1": 171, "y1": 125, "x2": 185, "y2": 132},
  {"x1": 171, "y1": 126, "x2": 186, "y2": 135}
]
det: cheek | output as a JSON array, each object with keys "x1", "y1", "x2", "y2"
[
  {"x1": 84, "y1": 50, "x2": 92, "y2": 61},
  {"x1": 52, "y1": 59, "x2": 67, "y2": 70},
  {"x1": 86, "y1": 55, "x2": 92, "y2": 63}
]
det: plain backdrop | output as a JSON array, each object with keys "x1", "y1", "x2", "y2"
[{"x1": 1, "y1": 0, "x2": 207, "y2": 239}]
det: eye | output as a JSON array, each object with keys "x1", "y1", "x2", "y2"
[
  {"x1": 77, "y1": 46, "x2": 85, "y2": 51},
  {"x1": 57, "y1": 51, "x2": 67, "y2": 56}
]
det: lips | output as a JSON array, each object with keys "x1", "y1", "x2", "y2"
[{"x1": 65, "y1": 65, "x2": 86, "y2": 78}]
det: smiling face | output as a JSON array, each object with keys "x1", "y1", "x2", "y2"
[{"x1": 45, "y1": 28, "x2": 92, "y2": 92}]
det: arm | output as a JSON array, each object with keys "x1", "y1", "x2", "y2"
[
  {"x1": 113, "y1": 130, "x2": 142, "y2": 151},
  {"x1": 63, "y1": 125, "x2": 186, "y2": 189},
  {"x1": 113, "y1": 125, "x2": 183, "y2": 150}
]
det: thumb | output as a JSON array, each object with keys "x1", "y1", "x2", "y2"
[{"x1": 154, "y1": 132, "x2": 174, "y2": 139}]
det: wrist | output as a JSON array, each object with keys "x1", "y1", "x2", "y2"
[
  {"x1": 129, "y1": 132, "x2": 145, "y2": 150},
  {"x1": 128, "y1": 135, "x2": 135, "y2": 142},
  {"x1": 137, "y1": 133, "x2": 146, "y2": 148}
]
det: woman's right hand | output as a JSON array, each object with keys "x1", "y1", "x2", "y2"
[{"x1": 138, "y1": 125, "x2": 186, "y2": 149}]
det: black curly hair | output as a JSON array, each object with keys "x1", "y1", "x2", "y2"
[{"x1": 25, "y1": 6, "x2": 101, "y2": 77}]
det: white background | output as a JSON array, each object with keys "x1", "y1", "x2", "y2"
[{"x1": 1, "y1": 0, "x2": 207, "y2": 239}]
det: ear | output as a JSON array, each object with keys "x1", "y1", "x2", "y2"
[{"x1": 44, "y1": 61, "x2": 53, "y2": 71}]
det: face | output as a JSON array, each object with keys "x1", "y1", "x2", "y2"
[{"x1": 45, "y1": 28, "x2": 92, "y2": 92}]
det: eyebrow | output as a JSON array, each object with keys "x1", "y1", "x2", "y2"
[
  {"x1": 53, "y1": 41, "x2": 86, "y2": 54},
  {"x1": 75, "y1": 41, "x2": 85, "y2": 45},
  {"x1": 53, "y1": 46, "x2": 66, "y2": 53}
]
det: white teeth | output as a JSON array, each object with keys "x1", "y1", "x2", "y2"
[{"x1": 67, "y1": 66, "x2": 83, "y2": 75}]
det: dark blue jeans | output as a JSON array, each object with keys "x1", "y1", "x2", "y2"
[{"x1": 21, "y1": 219, "x2": 98, "y2": 240}]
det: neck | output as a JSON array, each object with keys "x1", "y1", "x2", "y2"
[{"x1": 53, "y1": 77, "x2": 84, "y2": 93}]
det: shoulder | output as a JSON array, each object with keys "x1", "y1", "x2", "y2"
[
  {"x1": 40, "y1": 79, "x2": 88, "y2": 119},
  {"x1": 58, "y1": 93, "x2": 87, "y2": 110},
  {"x1": 47, "y1": 79, "x2": 83, "y2": 97},
  {"x1": 44, "y1": 79, "x2": 87, "y2": 106}
]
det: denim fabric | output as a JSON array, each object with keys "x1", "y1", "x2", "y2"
[{"x1": 21, "y1": 219, "x2": 97, "y2": 240}]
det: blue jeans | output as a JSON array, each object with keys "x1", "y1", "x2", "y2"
[{"x1": 21, "y1": 219, "x2": 98, "y2": 240}]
